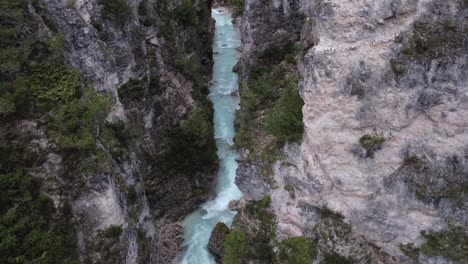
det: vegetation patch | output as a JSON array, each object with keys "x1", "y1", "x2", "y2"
[
  {"x1": 323, "y1": 252, "x2": 354, "y2": 264},
  {"x1": 167, "y1": 106, "x2": 217, "y2": 173},
  {"x1": 0, "y1": 170, "x2": 79, "y2": 264},
  {"x1": 235, "y1": 42, "x2": 304, "y2": 179},
  {"x1": 49, "y1": 87, "x2": 109, "y2": 151},
  {"x1": 174, "y1": 0, "x2": 198, "y2": 27},
  {"x1": 359, "y1": 133, "x2": 385, "y2": 158},
  {"x1": 399, "y1": 243, "x2": 420, "y2": 260},
  {"x1": 265, "y1": 79, "x2": 304, "y2": 144},
  {"x1": 224, "y1": 229, "x2": 248, "y2": 264},
  {"x1": 278, "y1": 237, "x2": 315, "y2": 264},
  {"x1": 98, "y1": 0, "x2": 131, "y2": 28},
  {"x1": 29, "y1": 62, "x2": 80, "y2": 111},
  {"x1": 420, "y1": 226, "x2": 468, "y2": 262}
]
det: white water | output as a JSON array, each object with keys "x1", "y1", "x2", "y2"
[{"x1": 179, "y1": 8, "x2": 243, "y2": 264}]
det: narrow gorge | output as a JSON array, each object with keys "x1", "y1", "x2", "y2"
[
  {"x1": 0, "y1": 0, "x2": 466, "y2": 264},
  {"x1": 179, "y1": 8, "x2": 242, "y2": 264}
]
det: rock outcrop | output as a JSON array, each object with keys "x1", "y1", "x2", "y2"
[{"x1": 233, "y1": 0, "x2": 468, "y2": 263}]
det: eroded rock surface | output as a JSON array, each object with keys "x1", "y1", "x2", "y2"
[{"x1": 235, "y1": 0, "x2": 467, "y2": 263}]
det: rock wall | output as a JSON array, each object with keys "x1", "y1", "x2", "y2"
[
  {"x1": 235, "y1": 0, "x2": 467, "y2": 263},
  {"x1": 1, "y1": 0, "x2": 216, "y2": 263}
]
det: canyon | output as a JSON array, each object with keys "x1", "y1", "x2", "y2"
[{"x1": 0, "y1": 0, "x2": 466, "y2": 264}]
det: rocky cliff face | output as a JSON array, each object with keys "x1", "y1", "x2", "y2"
[
  {"x1": 233, "y1": 0, "x2": 467, "y2": 263},
  {"x1": 1, "y1": 0, "x2": 216, "y2": 263}
]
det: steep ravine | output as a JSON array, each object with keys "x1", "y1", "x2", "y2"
[{"x1": 179, "y1": 8, "x2": 242, "y2": 264}]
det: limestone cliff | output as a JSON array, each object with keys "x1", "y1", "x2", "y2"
[
  {"x1": 0, "y1": 0, "x2": 216, "y2": 263},
  {"x1": 233, "y1": 0, "x2": 467, "y2": 263}
]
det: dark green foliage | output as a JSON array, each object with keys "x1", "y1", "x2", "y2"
[
  {"x1": 359, "y1": 133, "x2": 385, "y2": 158},
  {"x1": 179, "y1": 55, "x2": 210, "y2": 100},
  {"x1": 323, "y1": 252, "x2": 354, "y2": 264},
  {"x1": 137, "y1": 228, "x2": 149, "y2": 263},
  {"x1": 317, "y1": 206, "x2": 345, "y2": 220},
  {"x1": 224, "y1": 229, "x2": 247, "y2": 264},
  {"x1": 29, "y1": 62, "x2": 80, "y2": 111},
  {"x1": 265, "y1": 79, "x2": 304, "y2": 144},
  {"x1": 80, "y1": 148, "x2": 111, "y2": 175},
  {"x1": 236, "y1": 42, "x2": 303, "y2": 159},
  {"x1": 351, "y1": 83, "x2": 365, "y2": 99},
  {"x1": 100, "y1": 121, "x2": 142, "y2": 157},
  {"x1": 167, "y1": 107, "x2": 217, "y2": 172},
  {"x1": 127, "y1": 186, "x2": 138, "y2": 205},
  {"x1": 148, "y1": 74, "x2": 163, "y2": 96},
  {"x1": 278, "y1": 237, "x2": 315, "y2": 264},
  {"x1": 257, "y1": 42, "x2": 299, "y2": 65},
  {"x1": 50, "y1": 88, "x2": 109, "y2": 151},
  {"x1": 103, "y1": 225, "x2": 123, "y2": 239},
  {"x1": 420, "y1": 226, "x2": 468, "y2": 262},
  {"x1": 400, "y1": 20, "x2": 466, "y2": 59},
  {"x1": 403, "y1": 155, "x2": 423, "y2": 167},
  {"x1": 245, "y1": 196, "x2": 276, "y2": 262},
  {"x1": 0, "y1": 170, "x2": 79, "y2": 264},
  {"x1": 118, "y1": 78, "x2": 146, "y2": 102},
  {"x1": 227, "y1": 0, "x2": 244, "y2": 11},
  {"x1": 390, "y1": 59, "x2": 406, "y2": 75},
  {"x1": 399, "y1": 243, "x2": 420, "y2": 260},
  {"x1": 86, "y1": 224, "x2": 124, "y2": 263},
  {"x1": 98, "y1": 0, "x2": 131, "y2": 27},
  {"x1": 174, "y1": 0, "x2": 198, "y2": 26},
  {"x1": 0, "y1": 2, "x2": 67, "y2": 118}
]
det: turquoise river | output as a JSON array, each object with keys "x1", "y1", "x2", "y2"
[{"x1": 179, "y1": 8, "x2": 243, "y2": 264}]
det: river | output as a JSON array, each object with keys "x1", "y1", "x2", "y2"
[{"x1": 179, "y1": 8, "x2": 243, "y2": 264}]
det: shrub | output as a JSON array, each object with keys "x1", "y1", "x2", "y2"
[
  {"x1": 420, "y1": 226, "x2": 468, "y2": 262},
  {"x1": 399, "y1": 243, "x2": 420, "y2": 260},
  {"x1": 29, "y1": 62, "x2": 80, "y2": 111},
  {"x1": 278, "y1": 237, "x2": 315, "y2": 264},
  {"x1": 390, "y1": 59, "x2": 406, "y2": 75},
  {"x1": 223, "y1": 229, "x2": 247, "y2": 264},
  {"x1": 174, "y1": 0, "x2": 198, "y2": 26},
  {"x1": 168, "y1": 107, "x2": 216, "y2": 172},
  {"x1": 0, "y1": 170, "x2": 79, "y2": 264},
  {"x1": 323, "y1": 252, "x2": 354, "y2": 264},
  {"x1": 50, "y1": 87, "x2": 109, "y2": 151},
  {"x1": 103, "y1": 225, "x2": 123, "y2": 239},
  {"x1": 228, "y1": 0, "x2": 244, "y2": 10},
  {"x1": 98, "y1": 0, "x2": 131, "y2": 27},
  {"x1": 359, "y1": 133, "x2": 385, "y2": 158},
  {"x1": 265, "y1": 79, "x2": 304, "y2": 143}
]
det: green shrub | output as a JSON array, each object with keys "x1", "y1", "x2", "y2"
[
  {"x1": 98, "y1": 0, "x2": 131, "y2": 27},
  {"x1": 29, "y1": 62, "x2": 80, "y2": 111},
  {"x1": 168, "y1": 107, "x2": 216, "y2": 172},
  {"x1": 420, "y1": 226, "x2": 468, "y2": 262},
  {"x1": 174, "y1": 0, "x2": 198, "y2": 26},
  {"x1": 227, "y1": 0, "x2": 244, "y2": 11},
  {"x1": 224, "y1": 229, "x2": 247, "y2": 264},
  {"x1": 359, "y1": 133, "x2": 385, "y2": 158},
  {"x1": 103, "y1": 225, "x2": 123, "y2": 239},
  {"x1": 390, "y1": 59, "x2": 406, "y2": 75},
  {"x1": 265, "y1": 79, "x2": 304, "y2": 143},
  {"x1": 0, "y1": 170, "x2": 79, "y2": 264},
  {"x1": 323, "y1": 252, "x2": 354, "y2": 264},
  {"x1": 80, "y1": 148, "x2": 111, "y2": 174},
  {"x1": 246, "y1": 196, "x2": 272, "y2": 218},
  {"x1": 50, "y1": 88, "x2": 109, "y2": 151},
  {"x1": 278, "y1": 237, "x2": 315, "y2": 264},
  {"x1": 399, "y1": 243, "x2": 420, "y2": 260}
]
